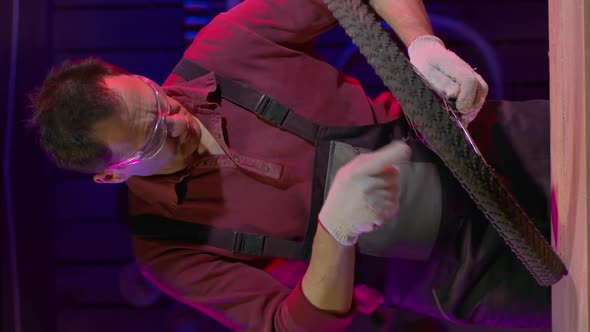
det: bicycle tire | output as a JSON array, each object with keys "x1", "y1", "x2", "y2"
[{"x1": 322, "y1": 0, "x2": 566, "y2": 286}]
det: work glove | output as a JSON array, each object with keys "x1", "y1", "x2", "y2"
[
  {"x1": 408, "y1": 35, "x2": 489, "y2": 124},
  {"x1": 319, "y1": 141, "x2": 411, "y2": 246}
]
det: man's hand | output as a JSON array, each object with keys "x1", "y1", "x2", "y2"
[
  {"x1": 318, "y1": 141, "x2": 411, "y2": 246},
  {"x1": 408, "y1": 35, "x2": 489, "y2": 123}
]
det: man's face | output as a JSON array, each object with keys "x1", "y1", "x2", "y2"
[{"x1": 92, "y1": 75, "x2": 201, "y2": 183}]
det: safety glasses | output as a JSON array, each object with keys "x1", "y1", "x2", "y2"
[{"x1": 107, "y1": 75, "x2": 170, "y2": 169}]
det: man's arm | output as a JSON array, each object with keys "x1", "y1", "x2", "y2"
[
  {"x1": 369, "y1": 0, "x2": 489, "y2": 117},
  {"x1": 134, "y1": 143, "x2": 409, "y2": 330},
  {"x1": 303, "y1": 141, "x2": 410, "y2": 313},
  {"x1": 135, "y1": 241, "x2": 356, "y2": 332},
  {"x1": 369, "y1": 0, "x2": 433, "y2": 46},
  {"x1": 302, "y1": 225, "x2": 355, "y2": 314}
]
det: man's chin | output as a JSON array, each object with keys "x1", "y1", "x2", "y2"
[{"x1": 177, "y1": 135, "x2": 200, "y2": 161}]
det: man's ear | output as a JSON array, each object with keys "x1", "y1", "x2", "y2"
[{"x1": 93, "y1": 170, "x2": 128, "y2": 184}]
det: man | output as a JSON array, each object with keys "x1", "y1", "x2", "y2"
[{"x1": 31, "y1": 0, "x2": 550, "y2": 330}]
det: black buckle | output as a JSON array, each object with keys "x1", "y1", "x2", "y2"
[
  {"x1": 254, "y1": 95, "x2": 290, "y2": 127},
  {"x1": 232, "y1": 232, "x2": 266, "y2": 256}
]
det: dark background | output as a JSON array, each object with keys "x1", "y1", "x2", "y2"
[{"x1": 1, "y1": 0, "x2": 550, "y2": 331}]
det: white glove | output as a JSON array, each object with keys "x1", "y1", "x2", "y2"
[
  {"x1": 318, "y1": 141, "x2": 411, "y2": 246},
  {"x1": 408, "y1": 35, "x2": 489, "y2": 124}
]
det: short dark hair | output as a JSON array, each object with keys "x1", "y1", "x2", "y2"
[{"x1": 29, "y1": 57, "x2": 128, "y2": 173}]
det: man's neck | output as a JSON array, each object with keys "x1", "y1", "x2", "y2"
[{"x1": 154, "y1": 116, "x2": 224, "y2": 175}]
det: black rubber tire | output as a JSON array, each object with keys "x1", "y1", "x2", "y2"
[{"x1": 322, "y1": 0, "x2": 566, "y2": 286}]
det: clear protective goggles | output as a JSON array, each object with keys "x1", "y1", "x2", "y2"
[{"x1": 107, "y1": 75, "x2": 171, "y2": 169}]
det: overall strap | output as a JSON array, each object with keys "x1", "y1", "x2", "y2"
[
  {"x1": 130, "y1": 58, "x2": 330, "y2": 260},
  {"x1": 173, "y1": 58, "x2": 320, "y2": 143},
  {"x1": 130, "y1": 215, "x2": 306, "y2": 260}
]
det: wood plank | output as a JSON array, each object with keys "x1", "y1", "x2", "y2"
[
  {"x1": 549, "y1": 0, "x2": 590, "y2": 331},
  {"x1": 57, "y1": 222, "x2": 134, "y2": 262},
  {"x1": 53, "y1": 8, "x2": 185, "y2": 50}
]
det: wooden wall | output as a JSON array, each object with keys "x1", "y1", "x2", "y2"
[{"x1": 549, "y1": 0, "x2": 590, "y2": 331}]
